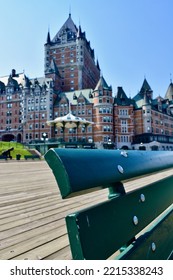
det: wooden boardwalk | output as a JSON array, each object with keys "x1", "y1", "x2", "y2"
[{"x1": 0, "y1": 160, "x2": 172, "y2": 260}]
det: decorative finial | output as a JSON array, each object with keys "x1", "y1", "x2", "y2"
[
  {"x1": 69, "y1": 5, "x2": 71, "y2": 17},
  {"x1": 170, "y1": 73, "x2": 172, "y2": 83}
]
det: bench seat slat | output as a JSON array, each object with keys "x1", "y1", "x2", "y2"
[
  {"x1": 66, "y1": 175, "x2": 173, "y2": 260},
  {"x1": 117, "y1": 206, "x2": 173, "y2": 260}
]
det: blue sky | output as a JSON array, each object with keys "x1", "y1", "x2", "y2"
[{"x1": 0, "y1": 0, "x2": 173, "y2": 98}]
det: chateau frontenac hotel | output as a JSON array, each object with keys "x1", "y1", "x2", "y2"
[{"x1": 1, "y1": 13, "x2": 173, "y2": 151}]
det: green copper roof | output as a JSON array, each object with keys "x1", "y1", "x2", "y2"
[
  {"x1": 115, "y1": 86, "x2": 134, "y2": 106},
  {"x1": 54, "y1": 89, "x2": 94, "y2": 107},
  {"x1": 140, "y1": 78, "x2": 152, "y2": 94}
]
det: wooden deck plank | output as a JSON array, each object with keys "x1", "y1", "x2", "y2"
[{"x1": 0, "y1": 160, "x2": 173, "y2": 260}]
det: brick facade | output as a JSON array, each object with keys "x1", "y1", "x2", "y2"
[{"x1": 1, "y1": 15, "x2": 173, "y2": 151}]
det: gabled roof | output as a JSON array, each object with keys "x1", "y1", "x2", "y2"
[
  {"x1": 30, "y1": 77, "x2": 53, "y2": 88},
  {"x1": 0, "y1": 72, "x2": 25, "y2": 87},
  {"x1": 7, "y1": 75, "x2": 19, "y2": 88},
  {"x1": 54, "y1": 89, "x2": 94, "y2": 107}
]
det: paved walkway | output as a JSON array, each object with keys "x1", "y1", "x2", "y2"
[{"x1": 0, "y1": 160, "x2": 172, "y2": 260}]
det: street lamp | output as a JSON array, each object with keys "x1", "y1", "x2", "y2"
[
  {"x1": 107, "y1": 138, "x2": 113, "y2": 149},
  {"x1": 41, "y1": 132, "x2": 48, "y2": 154}
]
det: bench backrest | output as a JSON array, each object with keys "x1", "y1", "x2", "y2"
[{"x1": 45, "y1": 148, "x2": 173, "y2": 260}]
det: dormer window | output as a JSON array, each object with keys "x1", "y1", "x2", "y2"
[{"x1": 73, "y1": 93, "x2": 77, "y2": 100}]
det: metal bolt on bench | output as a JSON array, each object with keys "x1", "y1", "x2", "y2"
[{"x1": 45, "y1": 148, "x2": 173, "y2": 260}]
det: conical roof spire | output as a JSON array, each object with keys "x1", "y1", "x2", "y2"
[
  {"x1": 94, "y1": 76, "x2": 111, "y2": 91},
  {"x1": 46, "y1": 30, "x2": 51, "y2": 44},
  {"x1": 96, "y1": 59, "x2": 100, "y2": 71},
  {"x1": 77, "y1": 25, "x2": 82, "y2": 38},
  {"x1": 140, "y1": 78, "x2": 152, "y2": 95},
  {"x1": 165, "y1": 81, "x2": 173, "y2": 101}
]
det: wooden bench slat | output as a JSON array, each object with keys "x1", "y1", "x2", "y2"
[{"x1": 66, "y1": 175, "x2": 173, "y2": 259}]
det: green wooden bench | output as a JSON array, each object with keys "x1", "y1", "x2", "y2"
[
  {"x1": 24, "y1": 155, "x2": 41, "y2": 160},
  {"x1": 45, "y1": 148, "x2": 173, "y2": 260}
]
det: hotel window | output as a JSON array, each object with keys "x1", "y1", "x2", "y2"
[
  {"x1": 88, "y1": 126, "x2": 92, "y2": 133},
  {"x1": 121, "y1": 120, "x2": 127, "y2": 125},
  {"x1": 121, "y1": 127, "x2": 127, "y2": 133},
  {"x1": 121, "y1": 136, "x2": 127, "y2": 142}
]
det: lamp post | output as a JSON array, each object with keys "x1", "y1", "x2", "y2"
[
  {"x1": 139, "y1": 142, "x2": 145, "y2": 150},
  {"x1": 107, "y1": 138, "x2": 113, "y2": 149},
  {"x1": 41, "y1": 132, "x2": 48, "y2": 154}
]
